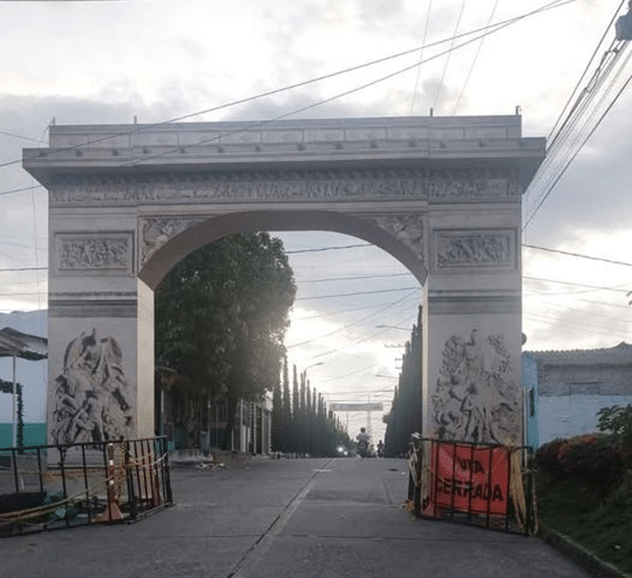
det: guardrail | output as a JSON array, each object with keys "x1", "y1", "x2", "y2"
[
  {"x1": 407, "y1": 435, "x2": 537, "y2": 535},
  {"x1": 0, "y1": 437, "x2": 173, "y2": 537}
]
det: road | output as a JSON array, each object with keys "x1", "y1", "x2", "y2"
[{"x1": 0, "y1": 456, "x2": 590, "y2": 578}]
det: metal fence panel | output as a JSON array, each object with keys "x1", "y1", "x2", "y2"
[
  {"x1": 407, "y1": 436, "x2": 537, "y2": 535},
  {"x1": 0, "y1": 437, "x2": 173, "y2": 537}
]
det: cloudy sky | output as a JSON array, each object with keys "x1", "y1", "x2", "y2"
[{"x1": 1, "y1": 0, "x2": 632, "y2": 438}]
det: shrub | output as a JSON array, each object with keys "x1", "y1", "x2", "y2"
[
  {"x1": 536, "y1": 438, "x2": 567, "y2": 474},
  {"x1": 537, "y1": 434, "x2": 623, "y2": 492},
  {"x1": 559, "y1": 438, "x2": 623, "y2": 493}
]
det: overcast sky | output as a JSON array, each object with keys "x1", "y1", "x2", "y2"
[{"x1": 1, "y1": 0, "x2": 632, "y2": 437}]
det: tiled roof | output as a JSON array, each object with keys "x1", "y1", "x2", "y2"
[{"x1": 525, "y1": 342, "x2": 632, "y2": 366}]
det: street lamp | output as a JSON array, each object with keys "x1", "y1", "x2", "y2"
[
  {"x1": 302, "y1": 362, "x2": 324, "y2": 383},
  {"x1": 376, "y1": 324, "x2": 410, "y2": 332}
]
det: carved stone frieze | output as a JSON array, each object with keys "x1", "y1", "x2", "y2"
[
  {"x1": 140, "y1": 217, "x2": 205, "y2": 266},
  {"x1": 428, "y1": 168, "x2": 520, "y2": 202},
  {"x1": 49, "y1": 169, "x2": 427, "y2": 206},
  {"x1": 363, "y1": 214, "x2": 425, "y2": 264},
  {"x1": 432, "y1": 329, "x2": 520, "y2": 444},
  {"x1": 55, "y1": 233, "x2": 133, "y2": 272},
  {"x1": 434, "y1": 229, "x2": 515, "y2": 269}
]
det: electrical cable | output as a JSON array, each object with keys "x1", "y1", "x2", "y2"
[
  {"x1": 299, "y1": 272, "x2": 413, "y2": 284},
  {"x1": 0, "y1": 266, "x2": 47, "y2": 272},
  {"x1": 524, "y1": 63, "x2": 632, "y2": 228},
  {"x1": 291, "y1": 292, "x2": 419, "y2": 321},
  {"x1": 286, "y1": 243, "x2": 371, "y2": 254},
  {"x1": 129, "y1": 0, "x2": 577, "y2": 169},
  {"x1": 295, "y1": 286, "x2": 419, "y2": 301},
  {"x1": 524, "y1": 38, "x2": 627, "y2": 214},
  {"x1": 433, "y1": 0, "x2": 466, "y2": 111},
  {"x1": 524, "y1": 243, "x2": 632, "y2": 267},
  {"x1": 523, "y1": 275, "x2": 629, "y2": 294},
  {"x1": 410, "y1": 0, "x2": 434, "y2": 114},
  {"x1": 0, "y1": 0, "x2": 577, "y2": 179},
  {"x1": 453, "y1": 0, "x2": 500, "y2": 114},
  {"x1": 523, "y1": 1, "x2": 632, "y2": 226},
  {"x1": 546, "y1": 0, "x2": 627, "y2": 143},
  {"x1": 287, "y1": 290, "x2": 418, "y2": 349}
]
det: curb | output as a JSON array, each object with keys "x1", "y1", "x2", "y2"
[{"x1": 542, "y1": 527, "x2": 632, "y2": 578}]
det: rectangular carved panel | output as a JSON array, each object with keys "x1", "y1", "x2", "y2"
[
  {"x1": 433, "y1": 229, "x2": 516, "y2": 270},
  {"x1": 54, "y1": 232, "x2": 134, "y2": 275}
]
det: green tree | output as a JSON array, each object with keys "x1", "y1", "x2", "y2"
[
  {"x1": 597, "y1": 404, "x2": 632, "y2": 446},
  {"x1": 281, "y1": 355, "x2": 292, "y2": 449},
  {"x1": 155, "y1": 232, "x2": 296, "y2": 448}
]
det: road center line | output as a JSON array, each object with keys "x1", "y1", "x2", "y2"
[{"x1": 226, "y1": 458, "x2": 334, "y2": 578}]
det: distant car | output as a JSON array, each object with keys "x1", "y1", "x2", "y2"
[{"x1": 336, "y1": 445, "x2": 350, "y2": 457}]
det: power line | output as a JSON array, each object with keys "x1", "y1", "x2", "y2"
[
  {"x1": 0, "y1": 266, "x2": 47, "y2": 272},
  {"x1": 0, "y1": 130, "x2": 43, "y2": 144},
  {"x1": 287, "y1": 290, "x2": 417, "y2": 349},
  {"x1": 300, "y1": 272, "x2": 413, "y2": 284},
  {"x1": 0, "y1": 184, "x2": 43, "y2": 197},
  {"x1": 291, "y1": 292, "x2": 419, "y2": 320},
  {"x1": 0, "y1": 0, "x2": 577, "y2": 181},
  {"x1": 524, "y1": 243, "x2": 632, "y2": 267},
  {"x1": 546, "y1": 0, "x2": 627, "y2": 143},
  {"x1": 523, "y1": 1, "x2": 632, "y2": 228},
  {"x1": 410, "y1": 0, "x2": 434, "y2": 114},
  {"x1": 286, "y1": 243, "x2": 371, "y2": 254},
  {"x1": 0, "y1": 6, "x2": 521, "y2": 171},
  {"x1": 453, "y1": 0, "x2": 500, "y2": 113},
  {"x1": 523, "y1": 275, "x2": 629, "y2": 294},
  {"x1": 127, "y1": 0, "x2": 579, "y2": 169},
  {"x1": 433, "y1": 0, "x2": 466, "y2": 111},
  {"x1": 524, "y1": 62, "x2": 632, "y2": 228},
  {"x1": 295, "y1": 287, "x2": 419, "y2": 301}
]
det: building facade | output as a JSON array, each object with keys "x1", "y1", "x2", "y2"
[{"x1": 525, "y1": 342, "x2": 632, "y2": 446}]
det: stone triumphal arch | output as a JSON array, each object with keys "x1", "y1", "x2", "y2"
[{"x1": 23, "y1": 115, "x2": 544, "y2": 447}]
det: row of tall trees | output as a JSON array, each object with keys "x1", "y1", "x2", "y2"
[
  {"x1": 155, "y1": 233, "x2": 297, "y2": 449},
  {"x1": 271, "y1": 357, "x2": 350, "y2": 456},
  {"x1": 383, "y1": 306, "x2": 422, "y2": 457}
]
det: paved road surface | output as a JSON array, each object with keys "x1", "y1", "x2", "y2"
[{"x1": 0, "y1": 457, "x2": 590, "y2": 578}]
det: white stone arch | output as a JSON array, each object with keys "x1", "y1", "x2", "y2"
[{"x1": 23, "y1": 115, "x2": 545, "y2": 447}]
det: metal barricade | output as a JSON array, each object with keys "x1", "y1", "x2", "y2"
[
  {"x1": 407, "y1": 435, "x2": 537, "y2": 535},
  {"x1": 0, "y1": 437, "x2": 173, "y2": 537}
]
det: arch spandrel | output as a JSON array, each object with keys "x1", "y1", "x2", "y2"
[{"x1": 138, "y1": 210, "x2": 428, "y2": 289}]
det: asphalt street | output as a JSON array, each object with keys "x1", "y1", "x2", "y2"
[{"x1": 0, "y1": 456, "x2": 591, "y2": 578}]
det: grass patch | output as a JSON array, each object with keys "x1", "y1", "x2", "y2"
[{"x1": 537, "y1": 470, "x2": 632, "y2": 574}]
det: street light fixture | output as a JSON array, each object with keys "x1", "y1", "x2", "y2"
[
  {"x1": 376, "y1": 324, "x2": 410, "y2": 332},
  {"x1": 302, "y1": 362, "x2": 324, "y2": 384}
]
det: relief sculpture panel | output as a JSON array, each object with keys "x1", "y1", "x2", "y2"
[
  {"x1": 363, "y1": 214, "x2": 425, "y2": 265},
  {"x1": 140, "y1": 217, "x2": 205, "y2": 266},
  {"x1": 51, "y1": 329, "x2": 134, "y2": 445},
  {"x1": 432, "y1": 329, "x2": 520, "y2": 444},
  {"x1": 435, "y1": 229, "x2": 515, "y2": 269},
  {"x1": 56, "y1": 234, "x2": 133, "y2": 273}
]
